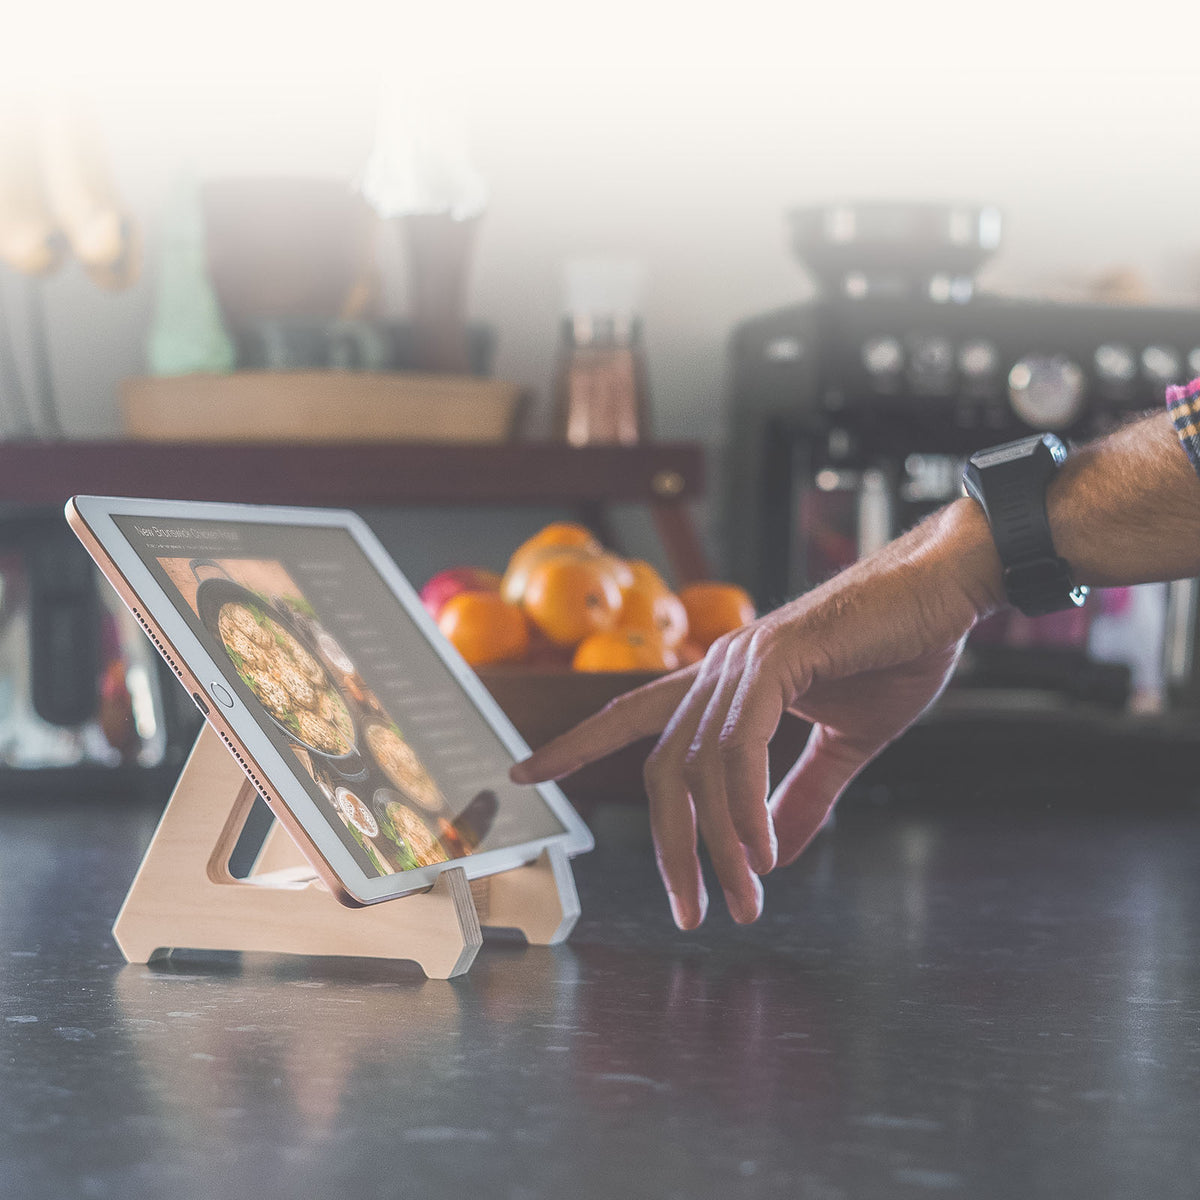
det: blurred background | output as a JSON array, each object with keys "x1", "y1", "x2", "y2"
[
  {"x1": 3, "y1": 0, "x2": 1200, "y2": 780},
  {"x1": 5, "y1": 0, "x2": 1198, "y2": 440}
]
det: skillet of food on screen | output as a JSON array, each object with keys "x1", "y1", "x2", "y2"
[
  {"x1": 191, "y1": 559, "x2": 364, "y2": 772},
  {"x1": 362, "y1": 719, "x2": 449, "y2": 816}
]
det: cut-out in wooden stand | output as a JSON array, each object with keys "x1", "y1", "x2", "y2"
[{"x1": 113, "y1": 724, "x2": 581, "y2": 979}]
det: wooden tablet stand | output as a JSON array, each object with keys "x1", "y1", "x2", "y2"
[{"x1": 113, "y1": 724, "x2": 581, "y2": 979}]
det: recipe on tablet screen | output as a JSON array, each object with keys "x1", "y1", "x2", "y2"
[{"x1": 113, "y1": 515, "x2": 567, "y2": 880}]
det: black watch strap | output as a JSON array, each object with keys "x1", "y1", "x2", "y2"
[{"x1": 963, "y1": 434, "x2": 1089, "y2": 618}]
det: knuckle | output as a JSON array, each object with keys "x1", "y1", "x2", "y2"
[
  {"x1": 701, "y1": 633, "x2": 736, "y2": 665},
  {"x1": 680, "y1": 751, "x2": 707, "y2": 791},
  {"x1": 717, "y1": 709, "x2": 759, "y2": 760},
  {"x1": 717, "y1": 736, "x2": 752, "y2": 773},
  {"x1": 746, "y1": 625, "x2": 775, "y2": 660},
  {"x1": 716, "y1": 720, "x2": 748, "y2": 755}
]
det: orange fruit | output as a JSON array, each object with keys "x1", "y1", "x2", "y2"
[
  {"x1": 419, "y1": 566, "x2": 502, "y2": 619},
  {"x1": 677, "y1": 581, "x2": 756, "y2": 649},
  {"x1": 626, "y1": 559, "x2": 669, "y2": 591},
  {"x1": 437, "y1": 592, "x2": 530, "y2": 667},
  {"x1": 501, "y1": 527, "x2": 603, "y2": 602},
  {"x1": 617, "y1": 571, "x2": 689, "y2": 648},
  {"x1": 521, "y1": 552, "x2": 623, "y2": 647},
  {"x1": 503, "y1": 543, "x2": 614, "y2": 606},
  {"x1": 518, "y1": 521, "x2": 601, "y2": 555},
  {"x1": 573, "y1": 628, "x2": 679, "y2": 673},
  {"x1": 597, "y1": 552, "x2": 635, "y2": 591},
  {"x1": 501, "y1": 522, "x2": 602, "y2": 602}
]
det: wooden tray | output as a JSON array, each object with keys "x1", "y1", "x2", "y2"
[{"x1": 121, "y1": 372, "x2": 526, "y2": 444}]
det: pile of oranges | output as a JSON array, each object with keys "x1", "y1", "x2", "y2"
[{"x1": 423, "y1": 522, "x2": 756, "y2": 673}]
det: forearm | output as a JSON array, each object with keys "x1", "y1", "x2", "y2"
[
  {"x1": 1047, "y1": 411, "x2": 1200, "y2": 588},
  {"x1": 902, "y1": 409, "x2": 1200, "y2": 638}
]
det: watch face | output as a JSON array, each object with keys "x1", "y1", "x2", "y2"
[
  {"x1": 1007, "y1": 354, "x2": 1086, "y2": 430},
  {"x1": 969, "y1": 434, "x2": 1060, "y2": 471}
]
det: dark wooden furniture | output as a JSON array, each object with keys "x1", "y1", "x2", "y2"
[{"x1": 0, "y1": 439, "x2": 711, "y2": 583}]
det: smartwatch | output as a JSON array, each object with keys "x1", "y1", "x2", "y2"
[{"x1": 962, "y1": 433, "x2": 1089, "y2": 617}]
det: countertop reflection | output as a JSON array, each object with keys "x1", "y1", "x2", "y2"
[{"x1": 2, "y1": 787, "x2": 1200, "y2": 1200}]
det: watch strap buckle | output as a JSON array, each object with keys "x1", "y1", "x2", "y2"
[{"x1": 1003, "y1": 557, "x2": 1089, "y2": 617}]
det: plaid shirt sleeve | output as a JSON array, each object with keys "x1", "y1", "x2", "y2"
[{"x1": 1166, "y1": 377, "x2": 1200, "y2": 476}]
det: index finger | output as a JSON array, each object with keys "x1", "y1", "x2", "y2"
[{"x1": 509, "y1": 666, "x2": 698, "y2": 783}]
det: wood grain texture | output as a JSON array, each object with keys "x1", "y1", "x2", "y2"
[{"x1": 113, "y1": 724, "x2": 581, "y2": 979}]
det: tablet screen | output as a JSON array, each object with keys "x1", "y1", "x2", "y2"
[{"x1": 111, "y1": 514, "x2": 568, "y2": 881}]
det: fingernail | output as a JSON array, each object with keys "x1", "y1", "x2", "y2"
[
  {"x1": 668, "y1": 891, "x2": 704, "y2": 930},
  {"x1": 749, "y1": 845, "x2": 775, "y2": 875},
  {"x1": 727, "y1": 876, "x2": 763, "y2": 925},
  {"x1": 741, "y1": 839, "x2": 774, "y2": 875},
  {"x1": 509, "y1": 763, "x2": 531, "y2": 783}
]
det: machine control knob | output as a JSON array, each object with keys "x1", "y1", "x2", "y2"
[
  {"x1": 1007, "y1": 354, "x2": 1086, "y2": 430},
  {"x1": 1142, "y1": 345, "x2": 1182, "y2": 384},
  {"x1": 1094, "y1": 343, "x2": 1138, "y2": 383},
  {"x1": 861, "y1": 335, "x2": 904, "y2": 376},
  {"x1": 958, "y1": 338, "x2": 1000, "y2": 378}
]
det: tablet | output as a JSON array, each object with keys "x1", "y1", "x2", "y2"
[{"x1": 67, "y1": 495, "x2": 593, "y2": 907}]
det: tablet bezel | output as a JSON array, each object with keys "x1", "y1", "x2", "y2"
[{"x1": 67, "y1": 494, "x2": 594, "y2": 906}]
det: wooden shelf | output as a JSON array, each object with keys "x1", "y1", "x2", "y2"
[
  {"x1": 0, "y1": 439, "x2": 704, "y2": 508},
  {"x1": 0, "y1": 438, "x2": 712, "y2": 582}
]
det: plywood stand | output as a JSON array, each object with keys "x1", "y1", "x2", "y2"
[{"x1": 113, "y1": 724, "x2": 581, "y2": 979}]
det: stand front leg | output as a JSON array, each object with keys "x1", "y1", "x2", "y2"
[{"x1": 476, "y1": 845, "x2": 580, "y2": 945}]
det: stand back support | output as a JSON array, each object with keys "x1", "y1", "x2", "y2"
[{"x1": 113, "y1": 724, "x2": 580, "y2": 979}]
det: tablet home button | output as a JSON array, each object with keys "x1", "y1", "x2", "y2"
[{"x1": 210, "y1": 682, "x2": 235, "y2": 708}]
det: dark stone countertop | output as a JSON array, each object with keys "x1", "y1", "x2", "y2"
[{"x1": 2, "y1": 783, "x2": 1200, "y2": 1200}]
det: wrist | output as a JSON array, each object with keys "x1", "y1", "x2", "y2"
[
  {"x1": 963, "y1": 433, "x2": 1090, "y2": 616},
  {"x1": 928, "y1": 497, "x2": 1007, "y2": 622},
  {"x1": 1044, "y1": 413, "x2": 1200, "y2": 588}
]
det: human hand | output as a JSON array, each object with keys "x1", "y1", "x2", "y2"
[{"x1": 510, "y1": 500, "x2": 1002, "y2": 929}]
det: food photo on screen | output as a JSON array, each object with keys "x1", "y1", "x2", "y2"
[{"x1": 155, "y1": 554, "x2": 498, "y2": 878}]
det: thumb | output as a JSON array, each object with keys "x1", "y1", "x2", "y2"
[{"x1": 768, "y1": 726, "x2": 877, "y2": 866}]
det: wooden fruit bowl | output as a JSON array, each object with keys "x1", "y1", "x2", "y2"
[{"x1": 477, "y1": 666, "x2": 811, "y2": 809}]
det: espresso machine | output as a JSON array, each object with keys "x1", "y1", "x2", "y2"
[{"x1": 724, "y1": 202, "x2": 1200, "y2": 714}]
